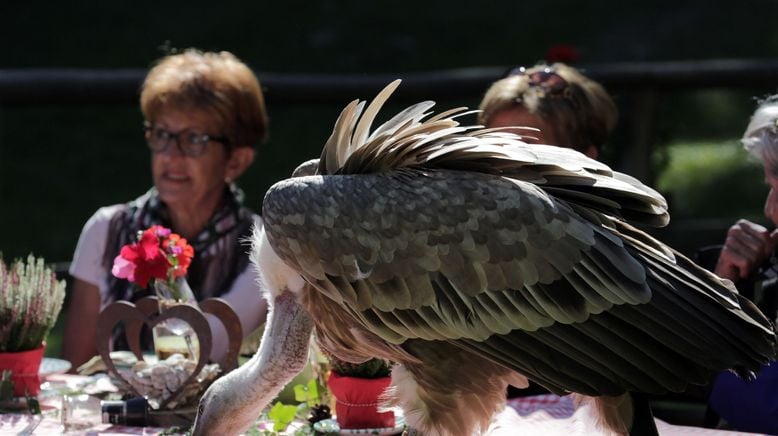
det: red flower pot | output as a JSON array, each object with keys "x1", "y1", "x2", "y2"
[
  {"x1": 327, "y1": 372, "x2": 395, "y2": 429},
  {"x1": 0, "y1": 343, "x2": 45, "y2": 397}
]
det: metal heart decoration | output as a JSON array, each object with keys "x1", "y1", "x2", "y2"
[{"x1": 96, "y1": 299, "x2": 216, "y2": 410}]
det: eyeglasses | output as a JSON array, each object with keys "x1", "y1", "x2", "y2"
[
  {"x1": 507, "y1": 66, "x2": 570, "y2": 98},
  {"x1": 144, "y1": 122, "x2": 230, "y2": 157}
]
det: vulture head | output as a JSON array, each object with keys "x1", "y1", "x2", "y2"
[{"x1": 192, "y1": 80, "x2": 777, "y2": 436}]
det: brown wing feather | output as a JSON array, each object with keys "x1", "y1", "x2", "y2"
[
  {"x1": 263, "y1": 167, "x2": 775, "y2": 396},
  {"x1": 311, "y1": 80, "x2": 667, "y2": 227}
]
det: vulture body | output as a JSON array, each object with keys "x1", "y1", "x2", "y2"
[{"x1": 193, "y1": 80, "x2": 776, "y2": 435}]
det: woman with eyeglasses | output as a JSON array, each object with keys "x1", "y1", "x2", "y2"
[
  {"x1": 62, "y1": 49, "x2": 269, "y2": 370},
  {"x1": 478, "y1": 62, "x2": 617, "y2": 160}
]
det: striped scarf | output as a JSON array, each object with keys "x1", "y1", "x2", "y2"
[{"x1": 102, "y1": 184, "x2": 257, "y2": 305}]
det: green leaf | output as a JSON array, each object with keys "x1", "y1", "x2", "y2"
[
  {"x1": 293, "y1": 379, "x2": 321, "y2": 406},
  {"x1": 306, "y1": 379, "x2": 319, "y2": 404},
  {"x1": 268, "y1": 401, "x2": 298, "y2": 432},
  {"x1": 293, "y1": 384, "x2": 307, "y2": 403}
]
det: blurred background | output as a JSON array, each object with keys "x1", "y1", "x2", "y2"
[{"x1": 2, "y1": 0, "x2": 778, "y2": 267}]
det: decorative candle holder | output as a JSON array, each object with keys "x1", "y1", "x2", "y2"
[{"x1": 95, "y1": 296, "x2": 242, "y2": 426}]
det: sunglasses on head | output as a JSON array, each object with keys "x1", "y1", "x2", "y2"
[{"x1": 506, "y1": 66, "x2": 569, "y2": 97}]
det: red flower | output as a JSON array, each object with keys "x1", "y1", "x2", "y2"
[
  {"x1": 166, "y1": 234, "x2": 194, "y2": 278},
  {"x1": 111, "y1": 225, "x2": 195, "y2": 288}
]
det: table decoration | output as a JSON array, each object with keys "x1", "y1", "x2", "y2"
[
  {"x1": 252, "y1": 347, "x2": 401, "y2": 435},
  {"x1": 99, "y1": 225, "x2": 243, "y2": 427},
  {"x1": 115, "y1": 353, "x2": 219, "y2": 409},
  {"x1": 60, "y1": 393, "x2": 103, "y2": 431},
  {"x1": 101, "y1": 396, "x2": 150, "y2": 426},
  {"x1": 96, "y1": 296, "x2": 242, "y2": 413},
  {"x1": 326, "y1": 357, "x2": 393, "y2": 430},
  {"x1": 0, "y1": 255, "x2": 65, "y2": 398},
  {"x1": 112, "y1": 225, "x2": 199, "y2": 361}
]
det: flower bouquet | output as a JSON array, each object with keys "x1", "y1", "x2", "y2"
[
  {"x1": 112, "y1": 225, "x2": 199, "y2": 361},
  {"x1": 102, "y1": 225, "x2": 247, "y2": 423},
  {"x1": 0, "y1": 255, "x2": 66, "y2": 397},
  {"x1": 112, "y1": 225, "x2": 194, "y2": 301}
]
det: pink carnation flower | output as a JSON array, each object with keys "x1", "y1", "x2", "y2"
[{"x1": 111, "y1": 254, "x2": 136, "y2": 282}]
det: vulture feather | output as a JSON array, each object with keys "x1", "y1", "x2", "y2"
[{"x1": 193, "y1": 80, "x2": 776, "y2": 436}]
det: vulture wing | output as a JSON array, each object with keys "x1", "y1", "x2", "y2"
[
  {"x1": 262, "y1": 80, "x2": 776, "y2": 398},
  {"x1": 263, "y1": 169, "x2": 774, "y2": 397}
]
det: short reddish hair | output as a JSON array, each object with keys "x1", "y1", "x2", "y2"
[{"x1": 140, "y1": 49, "x2": 268, "y2": 148}]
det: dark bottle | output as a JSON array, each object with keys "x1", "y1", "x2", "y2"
[{"x1": 101, "y1": 397, "x2": 150, "y2": 426}]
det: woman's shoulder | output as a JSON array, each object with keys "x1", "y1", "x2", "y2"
[
  {"x1": 70, "y1": 204, "x2": 127, "y2": 287},
  {"x1": 78, "y1": 204, "x2": 126, "y2": 234},
  {"x1": 90, "y1": 204, "x2": 126, "y2": 221},
  {"x1": 73, "y1": 204, "x2": 124, "y2": 249}
]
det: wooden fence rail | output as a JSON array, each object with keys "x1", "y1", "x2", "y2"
[{"x1": 2, "y1": 59, "x2": 778, "y2": 105}]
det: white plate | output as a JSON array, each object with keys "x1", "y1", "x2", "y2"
[
  {"x1": 39, "y1": 357, "x2": 72, "y2": 376},
  {"x1": 313, "y1": 412, "x2": 406, "y2": 435}
]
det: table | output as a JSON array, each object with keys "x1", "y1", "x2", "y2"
[
  {"x1": 0, "y1": 376, "x2": 768, "y2": 435},
  {"x1": 0, "y1": 374, "x2": 168, "y2": 435}
]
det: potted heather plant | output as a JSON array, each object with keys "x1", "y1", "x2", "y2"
[
  {"x1": 326, "y1": 356, "x2": 394, "y2": 430},
  {"x1": 0, "y1": 255, "x2": 66, "y2": 397}
]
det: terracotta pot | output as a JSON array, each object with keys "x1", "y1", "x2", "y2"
[
  {"x1": 327, "y1": 372, "x2": 394, "y2": 429},
  {"x1": 0, "y1": 343, "x2": 45, "y2": 397}
]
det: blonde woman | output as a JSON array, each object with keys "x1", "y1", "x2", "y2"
[{"x1": 479, "y1": 62, "x2": 617, "y2": 160}]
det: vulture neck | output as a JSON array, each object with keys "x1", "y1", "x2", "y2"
[
  {"x1": 192, "y1": 290, "x2": 313, "y2": 435},
  {"x1": 243, "y1": 290, "x2": 313, "y2": 405}
]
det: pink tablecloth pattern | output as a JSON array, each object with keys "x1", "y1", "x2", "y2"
[
  {"x1": 0, "y1": 373, "x2": 168, "y2": 435},
  {"x1": 503, "y1": 394, "x2": 765, "y2": 436},
  {"x1": 0, "y1": 416, "x2": 164, "y2": 435},
  {"x1": 0, "y1": 384, "x2": 767, "y2": 435}
]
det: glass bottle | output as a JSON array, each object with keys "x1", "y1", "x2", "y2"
[{"x1": 152, "y1": 277, "x2": 200, "y2": 361}]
